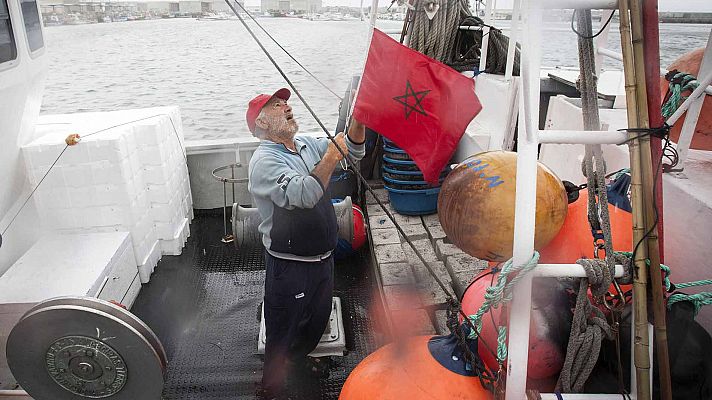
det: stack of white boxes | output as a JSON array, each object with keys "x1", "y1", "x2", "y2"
[{"x1": 23, "y1": 106, "x2": 192, "y2": 283}]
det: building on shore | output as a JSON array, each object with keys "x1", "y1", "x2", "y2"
[
  {"x1": 144, "y1": 1, "x2": 179, "y2": 14},
  {"x1": 260, "y1": 0, "x2": 322, "y2": 14},
  {"x1": 210, "y1": 0, "x2": 243, "y2": 13}
]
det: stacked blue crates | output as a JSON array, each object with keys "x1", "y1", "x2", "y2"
[{"x1": 381, "y1": 138, "x2": 450, "y2": 215}]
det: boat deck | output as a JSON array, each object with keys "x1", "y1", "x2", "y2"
[{"x1": 131, "y1": 211, "x2": 380, "y2": 399}]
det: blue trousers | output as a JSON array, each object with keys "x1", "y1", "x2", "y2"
[{"x1": 262, "y1": 252, "x2": 334, "y2": 396}]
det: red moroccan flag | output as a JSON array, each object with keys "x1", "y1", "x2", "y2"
[{"x1": 353, "y1": 29, "x2": 483, "y2": 184}]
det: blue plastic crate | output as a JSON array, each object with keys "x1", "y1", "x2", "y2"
[{"x1": 384, "y1": 186, "x2": 441, "y2": 215}]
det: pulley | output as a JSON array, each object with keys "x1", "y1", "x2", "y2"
[
  {"x1": 232, "y1": 196, "x2": 354, "y2": 249},
  {"x1": 6, "y1": 297, "x2": 165, "y2": 399}
]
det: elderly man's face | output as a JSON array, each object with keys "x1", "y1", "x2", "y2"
[{"x1": 258, "y1": 97, "x2": 298, "y2": 139}]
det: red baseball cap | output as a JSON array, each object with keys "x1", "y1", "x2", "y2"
[{"x1": 246, "y1": 88, "x2": 291, "y2": 134}]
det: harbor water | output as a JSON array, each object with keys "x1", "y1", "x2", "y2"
[{"x1": 40, "y1": 18, "x2": 711, "y2": 140}]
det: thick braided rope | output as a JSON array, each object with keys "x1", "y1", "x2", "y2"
[{"x1": 558, "y1": 258, "x2": 614, "y2": 393}]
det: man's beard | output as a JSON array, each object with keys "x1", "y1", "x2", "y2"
[{"x1": 268, "y1": 116, "x2": 298, "y2": 140}]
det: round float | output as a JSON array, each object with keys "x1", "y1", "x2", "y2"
[{"x1": 438, "y1": 151, "x2": 568, "y2": 262}]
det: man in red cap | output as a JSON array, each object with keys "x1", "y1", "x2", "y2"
[{"x1": 247, "y1": 88, "x2": 365, "y2": 399}]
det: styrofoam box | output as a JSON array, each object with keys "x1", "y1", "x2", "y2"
[
  {"x1": 26, "y1": 107, "x2": 188, "y2": 281},
  {"x1": 138, "y1": 240, "x2": 162, "y2": 283},
  {"x1": 0, "y1": 232, "x2": 135, "y2": 303},
  {"x1": 159, "y1": 217, "x2": 190, "y2": 256},
  {"x1": 155, "y1": 205, "x2": 184, "y2": 240}
]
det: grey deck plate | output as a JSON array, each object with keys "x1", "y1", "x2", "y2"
[{"x1": 131, "y1": 213, "x2": 378, "y2": 399}]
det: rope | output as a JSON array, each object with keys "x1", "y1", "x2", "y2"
[
  {"x1": 409, "y1": 0, "x2": 471, "y2": 64},
  {"x1": 668, "y1": 292, "x2": 712, "y2": 316},
  {"x1": 616, "y1": 253, "x2": 712, "y2": 316},
  {"x1": 449, "y1": 15, "x2": 521, "y2": 75},
  {"x1": 557, "y1": 258, "x2": 615, "y2": 393},
  {"x1": 661, "y1": 71, "x2": 699, "y2": 119},
  {"x1": 676, "y1": 280, "x2": 712, "y2": 290},
  {"x1": 466, "y1": 252, "x2": 540, "y2": 364}
]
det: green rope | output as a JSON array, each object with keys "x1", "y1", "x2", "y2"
[
  {"x1": 615, "y1": 251, "x2": 712, "y2": 315},
  {"x1": 676, "y1": 280, "x2": 712, "y2": 290},
  {"x1": 668, "y1": 292, "x2": 712, "y2": 316},
  {"x1": 497, "y1": 326, "x2": 507, "y2": 362},
  {"x1": 661, "y1": 72, "x2": 699, "y2": 119},
  {"x1": 467, "y1": 251, "x2": 540, "y2": 363}
]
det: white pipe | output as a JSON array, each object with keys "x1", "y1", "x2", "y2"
[
  {"x1": 540, "y1": 0, "x2": 619, "y2": 9},
  {"x1": 672, "y1": 30, "x2": 712, "y2": 171},
  {"x1": 504, "y1": 0, "x2": 521, "y2": 82},
  {"x1": 665, "y1": 71, "x2": 712, "y2": 127},
  {"x1": 598, "y1": 47, "x2": 712, "y2": 96},
  {"x1": 458, "y1": 26, "x2": 484, "y2": 31},
  {"x1": 479, "y1": 0, "x2": 494, "y2": 73},
  {"x1": 541, "y1": 395, "x2": 636, "y2": 400},
  {"x1": 598, "y1": 46, "x2": 623, "y2": 62},
  {"x1": 368, "y1": 0, "x2": 378, "y2": 28},
  {"x1": 505, "y1": 2, "x2": 541, "y2": 399},
  {"x1": 534, "y1": 264, "x2": 625, "y2": 278},
  {"x1": 0, "y1": 390, "x2": 30, "y2": 397},
  {"x1": 593, "y1": 9, "x2": 615, "y2": 74},
  {"x1": 538, "y1": 129, "x2": 628, "y2": 145}
]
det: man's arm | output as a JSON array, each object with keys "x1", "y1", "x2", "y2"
[
  {"x1": 250, "y1": 156, "x2": 326, "y2": 209},
  {"x1": 311, "y1": 133, "x2": 347, "y2": 191}
]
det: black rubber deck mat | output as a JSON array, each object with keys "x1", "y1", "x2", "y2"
[{"x1": 132, "y1": 213, "x2": 379, "y2": 399}]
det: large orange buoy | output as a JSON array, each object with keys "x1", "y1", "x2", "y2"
[
  {"x1": 340, "y1": 336, "x2": 493, "y2": 399},
  {"x1": 660, "y1": 48, "x2": 712, "y2": 150},
  {"x1": 438, "y1": 151, "x2": 568, "y2": 262},
  {"x1": 538, "y1": 190, "x2": 632, "y2": 264},
  {"x1": 460, "y1": 271, "x2": 570, "y2": 386}
]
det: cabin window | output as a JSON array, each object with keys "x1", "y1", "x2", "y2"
[
  {"x1": 20, "y1": 0, "x2": 42, "y2": 52},
  {"x1": 0, "y1": 0, "x2": 17, "y2": 63}
]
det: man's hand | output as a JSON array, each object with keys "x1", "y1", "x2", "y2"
[{"x1": 326, "y1": 133, "x2": 348, "y2": 161}]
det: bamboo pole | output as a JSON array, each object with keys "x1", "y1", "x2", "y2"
[
  {"x1": 617, "y1": 1, "x2": 651, "y2": 399},
  {"x1": 629, "y1": 1, "x2": 673, "y2": 398}
]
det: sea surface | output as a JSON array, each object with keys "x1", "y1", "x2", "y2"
[{"x1": 40, "y1": 18, "x2": 711, "y2": 140}]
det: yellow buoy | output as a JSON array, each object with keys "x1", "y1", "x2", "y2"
[{"x1": 438, "y1": 151, "x2": 567, "y2": 262}]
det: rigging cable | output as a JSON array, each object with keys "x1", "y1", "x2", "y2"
[
  {"x1": 223, "y1": 0, "x2": 502, "y2": 386},
  {"x1": 233, "y1": 5, "x2": 342, "y2": 100},
  {"x1": 571, "y1": 9, "x2": 616, "y2": 40}
]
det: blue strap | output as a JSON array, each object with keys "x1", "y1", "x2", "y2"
[{"x1": 555, "y1": 392, "x2": 564, "y2": 400}]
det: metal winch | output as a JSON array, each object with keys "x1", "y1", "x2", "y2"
[
  {"x1": 232, "y1": 196, "x2": 355, "y2": 249},
  {"x1": 6, "y1": 297, "x2": 166, "y2": 399}
]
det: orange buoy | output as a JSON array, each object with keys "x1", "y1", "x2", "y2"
[
  {"x1": 660, "y1": 48, "x2": 712, "y2": 150},
  {"x1": 538, "y1": 189, "x2": 632, "y2": 264},
  {"x1": 460, "y1": 271, "x2": 570, "y2": 385},
  {"x1": 438, "y1": 151, "x2": 568, "y2": 262},
  {"x1": 340, "y1": 336, "x2": 493, "y2": 399}
]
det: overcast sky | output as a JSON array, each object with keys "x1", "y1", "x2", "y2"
[{"x1": 244, "y1": 0, "x2": 710, "y2": 12}]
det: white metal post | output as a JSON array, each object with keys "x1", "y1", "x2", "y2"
[
  {"x1": 505, "y1": 0, "x2": 522, "y2": 82},
  {"x1": 479, "y1": 0, "x2": 494, "y2": 73},
  {"x1": 671, "y1": 29, "x2": 712, "y2": 171},
  {"x1": 505, "y1": 1, "x2": 541, "y2": 399},
  {"x1": 593, "y1": 9, "x2": 615, "y2": 74}
]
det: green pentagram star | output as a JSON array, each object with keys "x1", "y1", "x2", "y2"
[{"x1": 392, "y1": 81, "x2": 430, "y2": 120}]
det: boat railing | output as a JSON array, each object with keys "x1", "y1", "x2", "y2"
[
  {"x1": 506, "y1": 1, "x2": 651, "y2": 399},
  {"x1": 592, "y1": 9, "x2": 712, "y2": 172}
]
